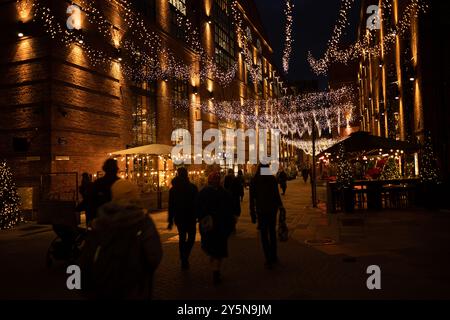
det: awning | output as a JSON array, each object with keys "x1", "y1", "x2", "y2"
[
  {"x1": 109, "y1": 144, "x2": 174, "y2": 156},
  {"x1": 319, "y1": 131, "x2": 419, "y2": 156}
]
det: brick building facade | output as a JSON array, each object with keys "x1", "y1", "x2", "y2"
[
  {"x1": 0, "y1": 0, "x2": 285, "y2": 210},
  {"x1": 356, "y1": 0, "x2": 450, "y2": 180}
]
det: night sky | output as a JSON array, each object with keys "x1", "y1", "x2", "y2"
[{"x1": 254, "y1": 0, "x2": 361, "y2": 88}]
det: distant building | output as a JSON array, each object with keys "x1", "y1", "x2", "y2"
[{"x1": 356, "y1": 0, "x2": 449, "y2": 179}]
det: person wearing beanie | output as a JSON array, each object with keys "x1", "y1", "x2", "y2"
[
  {"x1": 81, "y1": 179, "x2": 162, "y2": 300},
  {"x1": 196, "y1": 171, "x2": 238, "y2": 285}
]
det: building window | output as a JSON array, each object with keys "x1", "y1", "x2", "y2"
[
  {"x1": 213, "y1": 0, "x2": 235, "y2": 70},
  {"x1": 132, "y1": 81, "x2": 157, "y2": 146},
  {"x1": 172, "y1": 79, "x2": 189, "y2": 130},
  {"x1": 169, "y1": 0, "x2": 186, "y2": 39},
  {"x1": 169, "y1": 0, "x2": 186, "y2": 15}
]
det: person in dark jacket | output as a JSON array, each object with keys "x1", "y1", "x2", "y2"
[
  {"x1": 87, "y1": 159, "x2": 120, "y2": 223},
  {"x1": 82, "y1": 179, "x2": 162, "y2": 300},
  {"x1": 168, "y1": 167, "x2": 199, "y2": 270},
  {"x1": 237, "y1": 170, "x2": 245, "y2": 202},
  {"x1": 196, "y1": 171, "x2": 236, "y2": 285},
  {"x1": 302, "y1": 167, "x2": 309, "y2": 183},
  {"x1": 223, "y1": 169, "x2": 242, "y2": 233},
  {"x1": 250, "y1": 164, "x2": 284, "y2": 268},
  {"x1": 277, "y1": 168, "x2": 288, "y2": 196}
]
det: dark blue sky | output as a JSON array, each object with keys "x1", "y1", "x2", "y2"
[{"x1": 254, "y1": 0, "x2": 361, "y2": 87}]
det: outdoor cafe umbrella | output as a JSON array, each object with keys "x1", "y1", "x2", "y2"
[
  {"x1": 109, "y1": 144, "x2": 173, "y2": 156},
  {"x1": 108, "y1": 144, "x2": 174, "y2": 209},
  {"x1": 319, "y1": 131, "x2": 419, "y2": 157}
]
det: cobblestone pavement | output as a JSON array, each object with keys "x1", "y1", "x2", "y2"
[{"x1": 1, "y1": 178, "x2": 450, "y2": 300}]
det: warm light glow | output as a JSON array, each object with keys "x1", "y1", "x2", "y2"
[
  {"x1": 18, "y1": 33, "x2": 24, "y2": 38},
  {"x1": 17, "y1": 0, "x2": 33, "y2": 22}
]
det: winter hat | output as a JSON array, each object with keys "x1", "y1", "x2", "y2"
[{"x1": 111, "y1": 179, "x2": 141, "y2": 207}]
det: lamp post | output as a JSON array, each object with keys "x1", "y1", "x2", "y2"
[{"x1": 311, "y1": 121, "x2": 318, "y2": 208}]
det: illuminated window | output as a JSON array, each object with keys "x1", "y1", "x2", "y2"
[
  {"x1": 169, "y1": 0, "x2": 186, "y2": 39},
  {"x1": 131, "y1": 81, "x2": 157, "y2": 146},
  {"x1": 169, "y1": 0, "x2": 186, "y2": 15},
  {"x1": 213, "y1": 0, "x2": 235, "y2": 70},
  {"x1": 172, "y1": 78, "x2": 189, "y2": 130}
]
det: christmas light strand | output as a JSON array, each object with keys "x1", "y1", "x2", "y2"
[
  {"x1": 308, "y1": 0, "x2": 429, "y2": 75},
  {"x1": 282, "y1": 0, "x2": 294, "y2": 73}
]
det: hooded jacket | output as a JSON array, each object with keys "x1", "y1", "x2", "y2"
[
  {"x1": 83, "y1": 203, "x2": 162, "y2": 299},
  {"x1": 95, "y1": 203, "x2": 163, "y2": 272}
]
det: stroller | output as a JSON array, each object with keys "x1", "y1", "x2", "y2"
[{"x1": 46, "y1": 224, "x2": 87, "y2": 267}]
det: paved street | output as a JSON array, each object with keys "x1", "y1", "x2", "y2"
[{"x1": 1, "y1": 178, "x2": 450, "y2": 300}]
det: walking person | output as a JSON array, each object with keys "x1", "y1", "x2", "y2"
[
  {"x1": 81, "y1": 179, "x2": 162, "y2": 299},
  {"x1": 196, "y1": 172, "x2": 236, "y2": 285},
  {"x1": 302, "y1": 167, "x2": 309, "y2": 184},
  {"x1": 277, "y1": 167, "x2": 288, "y2": 196},
  {"x1": 87, "y1": 159, "x2": 120, "y2": 224},
  {"x1": 237, "y1": 170, "x2": 245, "y2": 202},
  {"x1": 168, "y1": 167, "x2": 199, "y2": 270},
  {"x1": 250, "y1": 164, "x2": 284, "y2": 269},
  {"x1": 223, "y1": 169, "x2": 241, "y2": 234}
]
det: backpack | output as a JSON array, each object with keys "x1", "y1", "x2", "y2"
[{"x1": 80, "y1": 222, "x2": 147, "y2": 299}]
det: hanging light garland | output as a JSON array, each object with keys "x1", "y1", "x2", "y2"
[
  {"x1": 282, "y1": 0, "x2": 294, "y2": 73},
  {"x1": 282, "y1": 137, "x2": 341, "y2": 156},
  {"x1": 31, "y1": 0, "x2": 239, "y2": 85},
  {"x1": 308, "y1": 0, "x2": 429, "y2": 75},
  {"x1": 171, "y1": 86, "x2": 356, "y2": 138}
]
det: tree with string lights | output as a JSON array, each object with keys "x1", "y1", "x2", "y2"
[
  {"x1": 0, "y1": 160, "x2": 22, "y2": 230},
  {"x1": 381, "y1": 158, "x2": 401, "y2": 180},
  {"x1": 336, "y1": 144, "x2": 353, "y2": 188},
  {"x1": 420, "y1": 133, "x2": 440, "y2": 184},
  {"x1": 336, "y1": 144, "x2": 354, "y2": 212}
]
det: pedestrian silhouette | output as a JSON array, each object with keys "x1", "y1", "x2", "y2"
[
  {"x1": 87, "y1": 159, "x2": 120, "y2": 223},
  {"x1": 277, "y1": 167, "x2": 288, "y2": 196},
  {"x1": 223, "y1": 169, "x2": 242, "y2": 234},
  {"x1": 196, "y1": 172, "x2": 237, "y2": 285},
  {"x1": 250, "y1": 164, "x2": 284, "y2": 269},
  {"x1": 81, "y1": 179, "x2": 162, "y2": 299},
  {"x1": 168, "y1": 167, "x2": 199, "y2": 270}
]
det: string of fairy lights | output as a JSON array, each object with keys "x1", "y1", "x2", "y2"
[
  {"x1": 308, "y1": 0, "x2": 429, "y2": 75},
  {"x1": 29, "y1": 0, "x2": 240, "y2": 85},
  {"x1": 282, "y1": 0, "x2": 294, "y2": 74},
  {"x1": 171, "y1": 86, "x2": 356, "y2": 140},
  {"x1": 24, "y1": 0, "x2": 356, "y2": 155},
  {"x1": 26, "y1": 0, "x2": 293, "y2": 91},
  {"x1": 282, "y1": 138, "x2": 341, "y2": 156}
]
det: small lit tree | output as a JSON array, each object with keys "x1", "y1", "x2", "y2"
[
  {"x1": 336, "y1": 144, "x2": 353, "y2": 188},
  {"x1": 420, "y1": 134, "x2": 440, "y2": 184},
  {"x1": 0, "y1": 160, "x2": 22, "y2": 230},
  {"x1": 381, "y1": 158, "x2": 401, "y2": 180}
]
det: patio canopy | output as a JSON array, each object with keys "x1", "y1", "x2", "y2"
[
  {"x1": 319, "y1": 131, "x2": 419, "y2": 156},
  {"x1": 109, "y1": 144, "x2": 174, "y2": 156}
]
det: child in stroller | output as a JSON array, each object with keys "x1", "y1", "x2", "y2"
[{"x1": 46, "y1": 224, "x2": 87, "y2": 267}]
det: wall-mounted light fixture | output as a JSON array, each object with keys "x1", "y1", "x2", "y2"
[
  {"x1": 193, "y1": 86, "x2": 199, "y2": 95},
  {"x1": 208, "y1": 90, "x2": 214, "y2": 100}
]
